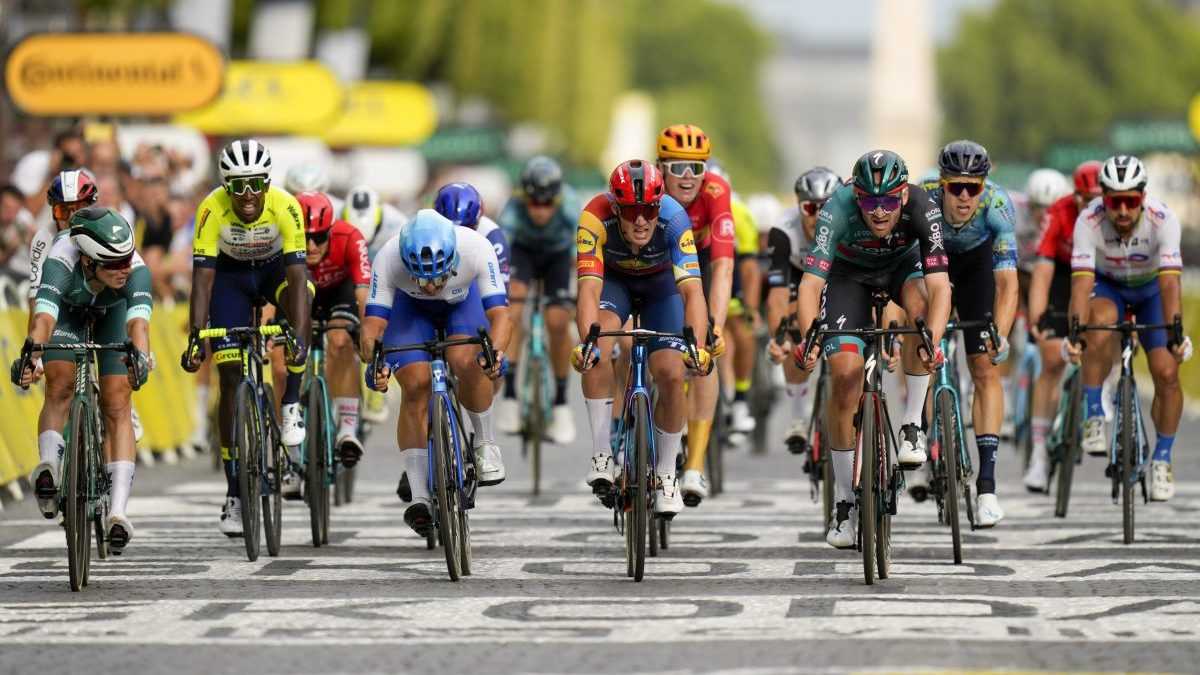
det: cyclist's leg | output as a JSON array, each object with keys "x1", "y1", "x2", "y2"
[
  {"x1": 896, "y1": 259, "x2": 932, "y2": 464},
  {"x1": 544, "y1": 251, "x2": 577, "y2": 442},
  {"x1": 682, "y1": 251, "x2": 720, "y2": 483},
  {"x1": 1080, "y1": 282, "x2": 1121, "y2": 454},
  {"x1": 582, "y1": 277, "x2": 628, "y2": 486},
  {"x1": 91, "y1": 304, "x2": 136, "y2": 518},
  {"x1": 317, "y1": 280, "x2": 366, "y2": 464},
  {"x1": 31, "y1": 313, "x2": 83, "y2": 516},
  {"x1": 208, "y1": 263, "x2": 258, "y2": 501},
  {"x1": 266, "y1": 260, "x2": 316, "y2": 446},
  {"x1": 443, "y1": 284, "x2": 507, "y2": 484},
  {"x1": 1030, "y1": 264, "x2": 1071, "y2": 477},
  {"x1": 500, "y1": 243, "x2": 534, "y2": 429},
  {"x1": 1129, "y1": 284, "x2": 1181, "y2": 498}
]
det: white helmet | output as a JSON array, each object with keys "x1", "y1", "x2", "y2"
[
  {"x1": 284, "y1": 164, "x2": 329, "y2": 194},
  {"x1": 218, "y1": 139, "x2": 272, "y2": 181},
  {"x1": 343, "y1": 185, "x2": 382, "y2": 242},
  {"x1": 1099, "y1": 155, "x2": 1148, "y2": 192},
  {"x1": 1024, "y1": 168, "x2": 1071, "y2": 207}
]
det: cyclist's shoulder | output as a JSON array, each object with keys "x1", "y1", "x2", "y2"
[
  {"x1": 476, "y1": 215, "x2": 503, "y2": 240},
  {"x1": 659, "y1": 194, "x2": 691, "y2": 234},
  {"x1": 46, "y1": 232, "x2": 81, "y2": 269},
  {"x1": 498, "y1": 196, "x2": 526, "y2": 224},
  {"x1": 1141, "y1": 195, "x2": 1176, "y2": 226},
  {"x1": 263, "y1": 186, "x2": 303, "y2": 224},
  {"x1": 580, "y1": 192, "x2": 614, "y2": 227},
  {"x1": 696, "y1": 173, "x2": 732, "y2": 211}
]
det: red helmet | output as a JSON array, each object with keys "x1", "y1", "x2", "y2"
[
  {"x1": 297, "y1": 191, "x2": 334, "y2": 236},
  {"x1": 1073, "y1": 160, "x2": 1102, "y2": 195},
  {"x1": 609, "y1": 160, "x2": 664, "y2": 206}
]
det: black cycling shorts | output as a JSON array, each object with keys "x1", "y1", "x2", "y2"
[
  {"x1": 313, "y1": 278, "x2": 361, "y2": 324},
  {"x1": 1041, "y1": 262, "x2": 1072, "y2": 338},
  {"x1": 948, "y1": 241, "x2": 997, "y2": 355},
  {"x1": 509, "y1": 241, "x2": 574, "y2": 306},
  {"x1": 819, "y1": 248, "x2": 922, "y2": 356}
]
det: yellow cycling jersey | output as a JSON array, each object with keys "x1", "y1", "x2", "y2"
[
  {"x1": 192, "y1": 185, "x2": 306, "y2": 267},
  {"x1": 731, "y1": 196, "x2": 758, "y2": 256}
]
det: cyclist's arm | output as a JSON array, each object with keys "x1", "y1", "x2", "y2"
[
  {"x1": 361, "y1": 246, "x2": 397, "y2": 362},
  {"x1": 1156, "y1": 204, "x2": 1184, "y2": 327},
  {"x1": 1028, "y1": 259, "x2": 1055, "y2": 332},
  {"x1": 911, "y1": 187, "x2": 952, "y2": 345},
  {"x1": 125, "y1": 263, "x2": 153, "y2": 356},
  {"x1": 707, "y1": 249, "x2": 734, "y2": 329},
  {"x1": 189, "y1": 197, "x2": 221, "y2": 333},
  {"x1": 738, "y1": 256, "x2": 762, "y2": 319},
  {"x1": 763, "y1": 228, "x2": 793, "y2": 333},
  {"x1": 29, "y1": 257, "x2": 71, "y2": 347},
  {"x1": 474, "y1": 237, "x2": 512, "y2": 354},
  {"x1": 679, "y1": 277, "x2": 708, "y2": 351},
  {"x1": 576, "y1": 276, "x2": 602, "y2": 339},
  {"x1": 988, "y1": 200, "x2": 1019, "y2": 337},
  {"x1": 575, "y1": 209, "x2": 606, "y2": 337},
  {"x1": 1067, "y1": 213, "x2": 1097, "y2": 329}
]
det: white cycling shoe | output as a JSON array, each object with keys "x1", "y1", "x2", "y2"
[
  {"x1": 826, "y1": 500, "x2": 858, "y2": 549},
  {"x1": 680, "y1": 469, "x2": 708, "y2": 507},
  {"x1": 106, "y1": 513, "x2": 134, "y2": 555},
  {"x1": 32, "y1": 461, "x2": 59, "y2": 519},
  {"x1": 654, "y1": 473, "x2": 683, "y2": 516},
  {"x1": 218, "y1": 497, "x2": 243, "y2": 537},
  {"x1": 975, "y1": 493, "x2": 1005, "y2": 528},
  {"x1": 1082, "y1": 416, "x2": 1107, "y2": 456},
  {"x1": 1150, "y1": 460, "x2": 1175, "y2": 501},
  {"x1": 131, "y1": 406, "x2": 145, "y2": 444},
  {"x1": 546, "y1": 404, "x2": 576, "y2": 445},
  {"x1": 897, "y1": 424, "x2": 928, "y2": 467},
  {"x1": 730, "y1": 400, "x2": 756, "y2": 434},
  {"x1": 496, "y1": 397, "x2": 521, "y2": 435},
  {"x1": 280, "y1": 403, "x2": 306, "y2": 447},
  {"x1": 474, "y1": 443, "x2": 506, "y2": 486},
  {"x1": 1023, "y1": 453, "x2": 1050, "y2": 493},
  {"x1": 281, "y1": 469, "x2": 303, "y2": 500},
  {"x1": 586, "y1": 452, "x2": 617, "y2": 486}
]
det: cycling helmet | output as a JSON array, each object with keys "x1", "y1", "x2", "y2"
[
  {"x1": 434, "y1": 183, "x2": 483, "y2": 229},
  {"x1": 852, "y1": 150, "x2": 908, "y2": 195},
  {"x1": 285, "y1": 164, "x2": 329, "y2": 194},
  {"x1": 938, "y1": 139, "x2": 991, "y2": 177},
  {"x1": 794, "y1": 166, "x2": 842, "y2": 202},
  {"x1": 520, "y1": 156, "x2": 563, "y2": 203},
  {"x1": 656, "y1": 124, "x2": 711, "y2": 161},
  {"x1": 296, "y1": 191, "x2": 334, "y2": 236},
  {"x1": 609, "y1": 160, "x2": 664, "y2": 206},
  {"x1": 1072, "y1": 160, "x2": 1102, "y2": 195},
  {"x1": 399, "y1": 209, "x2": 459, "y2": 281},
  {"x1": 1099, "y1": 155, "x2": 1148, "y2": 192},
  {"x1": 69, "y1": 206, "x2": 135, "y2": 263},
  {"x1": 343, "y1": 185, "x2": 382, "y2": 241},
  {"x1": 47, "y1": 168, "x2": 99, "y2": 206},
  {"x1": 218, "y1": 139, "x2": 272, "y2": 181},
  {"x1": 1024, "y1": 168, "x2": 1071, "y2": 207}
]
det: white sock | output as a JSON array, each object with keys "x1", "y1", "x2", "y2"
[
  {"x1": 38, "y1": 430, "x2": 64, "y2": 466},
  {"x1": 106, "y1": 461, "x2": 135, "y2": 516},
  {"x1": 787, "y1": 382, "x2": 813, "y2": 428},
  {"x1": 402, "y1": 448, "x2": 430, "y2": 502},
  {"x1": 193, "y1": 385, "x2": 210, "y2": 435},
  {"x1": 466, "y1": 401, "x2": 495, "y2": 445},
  {"x1": 585, "y1": 397, "x2": 613, "y2": 455},
  {"x1": 832, "y1": 448, "x2": 854, "y2": 504},
  {"x1": 334, "y1": 397, "x2": 359, "y2": 438},
  {"x1": 903, "y1": 373, "x2": 930, "y2": 428},
  {"x1": 655, "y1": 427, "x2": 683, "y2": 475}
]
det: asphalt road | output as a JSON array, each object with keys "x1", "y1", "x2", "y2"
[{"x1": 2, "y1": 383, "x2": 1200, "y2": 674}]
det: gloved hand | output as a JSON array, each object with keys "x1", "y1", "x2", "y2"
[{"x1": 571, "y1": 343, "x2": 601, "y2": 372}]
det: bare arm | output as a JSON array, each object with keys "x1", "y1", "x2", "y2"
[
  {"x1": 576, "y1": 276, "x2": 603, "y2": 338},
  {"x1": 992, "y1": 268, "x2": 1018, "y2": 338},
  {"x1": 679, "y1": 278, "x2": 708, "y2": 351},
  {"x1": 284, "y1": 264, "x2": 311, "y2": 353},
  {"x1": 1068, "y1": 274, "x2": 1094, "y2": 332},
  {"x1": 126, "y1": 317, "x2": 150, "y2": 355},
  {"x1": 706, "y1": 256, "x2": 734, "y2": 327},
  {"x1": 923, "y1": 271, "x2": 953, "y2": 347},
  {"x1": 1158, "y1": 272, "x2": 1182, "y2": 327},
  {"x1": 739, "y1": 257, "x2": 762, "y2": 321},
  {"x1": 765, "y1": 286, "x2": 790, "y2": 338},
  {"x1": 354, "y1": 286, "x2": 369, "y2": 325},
  {"x1": 187, "y1": 266, "x2": 216, "y2": 333},
  {"x1": 359, "y1": 316, "x2": 387, "y2": 363},
  {"x1": 795, "y1": 274, "x2": 826, "y2": 340},
  {"x1": 1028, "y1": 260, "x2": 1054, "y2": 334},
  {"x1": 484, "y1": 305, "x2": 513, "y2": 355}
]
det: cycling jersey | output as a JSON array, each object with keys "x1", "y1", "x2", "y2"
[
  {"x1": 803, "y1": 182, "x2": 949, "y2": 280},
  {"x1": 499, "y1": 186, "x2": 583, "y2": 253},
  {"x1": 684, "y1": 173, "x2": 735, "y2": 260},
  {"x1": 193, "y1": 185, "x2": 306, "y2": 267},
  {"x1": 576, "y1": 193, "x2": 700, "y2": 283},
  {"x1": 765, "y1": 213, "x2": 810, "y2": 290},
  {"x1": 922, "y1": 179, "x2": 1017, "y2": 271},
  {"x1": 1036, "y1": 194, "x2": 1082, "y2": 266},
  {"x1": 26, "y1": 225, "x2": 68, "y2": 299},
  {"x1": 731, "y1": 197, "x2": 759, "y2": 256},
  {"x1": 308, "y1": 220, "x2": 371, "y2": 291},
  {"x1": 475, "y1": 215, "x2": 511, "y2": 287},
  {"x1": 1070, "y1": 196, "x2": 1182, "y2": 287}
]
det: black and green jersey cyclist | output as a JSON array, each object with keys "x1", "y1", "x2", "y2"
[
  {"x1": 793, "y1": 149, "x2": 952, "y2": 551},
  {"x1": 11, "y1": 207, "x2": 152, "y2": 555}
]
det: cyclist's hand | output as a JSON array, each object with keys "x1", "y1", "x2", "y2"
[
  {"x1": 1060, "y1": 338, "x2": 1083, "y2": 364},
  {"x1": 286, "y1": 340, "x2": 308, "y2": 368},
  {"x1": 10, "y1": 356, "x2": 42, "y2": 388},
  {"x1": 366, "y1": 362, "x2": 391, "y2": 392},
  {"x1": 1171, "y1": 335, "x2": 1193, "y2": 363},
  {"x1": 478, "y1": 349, "x2": 506, "y2": 380},
  {"x1": 709, "y1": 326, "x2": 727, "y2": 358},
  {"x1": 123, "y1": 350, "x2": 152, "y2": 390},
  {"x1": 180, "y1": 341, "x2": 205, "y2": 373},
  {"x1": 571, "y1": 343, "x2": 600, "y2": 372},
  {"x1": 684, "y1": 347, "x2": 713, "y2": 375},
  {"x1": 989, "y1": 335, "x2": 1011, "y2": 365},
  {"x1": 767, "y1": 338, "x2": 791, "y2": 365},
  {"x1": 793, "y1": 340, "x2": 820, "y2": 372},
  {"x1": 920, "y1": 344, "x2": 945, "y2": 371}
]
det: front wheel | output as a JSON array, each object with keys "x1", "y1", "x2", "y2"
[
  {"x1": 261, "y1": 383, "x2": 283, "y2": 558},
  {"x1": 859, "y1": 399, "x2": 878, "y2": 586},
  {"x1": 1054, "y1": 373, "x2": 1083, "y2": 519},
  {"x1": 305, "y1": 381, "x2": 331, "y2": 547},
  {"x1": 234, "y1": 382, "x2": 262, "y2": 562},
  {"x1": 64, "y1": 399, "x2": 91, "y2": 591},
  {"x1": 1119, "y1": 376, "x2": 1136, "y2": 545},
  {"x1": 937, "y1": 390, "x2": 963, "y2": 564},
  {"x1": 432, "y1": 397, "x2": 462, "y2": 581}
]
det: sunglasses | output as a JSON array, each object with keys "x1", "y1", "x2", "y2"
[
  {"x1": 526, "y1": 195, "x2": 559, "y2": 208},
  {"x1": 1103, "y1": 193, "x2": 1143, "y2": 211},
  {"x1": 800, "y1": 200, "x2": 827, "y2": 216},
  {"x1": 662, "y1": 161, "x2": 706, "y2": 178},
  {"x1": 943, "y1": 180, "x2": 985, "y2": 198},
  {"x1": 307, "y1": 230, "x2": 330, "y2": 245},
  {"x1": 856, "y1": 193, "x2": 902, "y2": 213},
  {"x1": 97, "y1": 255, "x2": 133, "y2": 271},
  {"x1": 616, "y1": 203, "x2": 661, "y2": 222},
  {"x1": 225, "y1": 175, "x2": 268, "y2": 196},
  {"x1": 52, "y1": 201, "x2": 87, "y2": 222}
]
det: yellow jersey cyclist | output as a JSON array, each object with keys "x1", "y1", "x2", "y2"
[
  {"x1": 180, "y1": 139, "x2": 313, "y2": 538},
  {"x1": 11, "y1": 208, "x2": 152, "y2": 554}
]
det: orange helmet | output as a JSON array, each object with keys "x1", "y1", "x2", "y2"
[{"x1": 656, "y1": 124, "x2": 711, "y2": 161}]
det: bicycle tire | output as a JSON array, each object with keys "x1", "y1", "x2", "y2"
[
  {"x1": 458, "y1": 506, "x2": 472, "y2": 576},
  {"x1": 706, "y1": 394, "x2": 725, "y2": 497},
  {"x1": 234, "y1": 381, "x2": 261, "y2": 561},
  {"x1": 649, "y1": 510, "x2": 659, "y2": 558},
  {"x1": 937, "y1": 390, "x2": 963, "y2": 564},
  {"x1": 859, "y1": 396, "x2": 877, "y2": 586},
  {"x1": 432, "y1": 396, "x2": 461, "y2": 581},
  {"x1": 262, "y1": 384, "x2": 283, "y2": 558},
  {"x1": 93, "y1": 447, "x2": 109, "y2": 561},
  {"x1": 1120, "y1": 376, "x2": 1135, "y2": 545},
  {"x1": 306, "y1": 380, "x2": 330, "y2": 548},
  {"x1": 749, "y1": 336, "x2": 773, "y2": 454},
  {"x1": 64, "y1": 399, "x2": 89, "y2": 591},
  {"x1": 659, "y1": 517, "x2": 670, "y2": 551},
  {"x1": 874, "y1": 397, "x2": 892, "y2": 580},
  {"x1": 528, "y1": 357, "x2": 544, "y2": 497},
  {"x1": 1054, "y1": 372, "x2": 1083, "y2": 518},
  {"x1": 632, "y1": 394, "x2": 650, "y2": 582}
]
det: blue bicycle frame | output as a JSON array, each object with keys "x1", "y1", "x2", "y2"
[
  {"x1": 929, "y1": 330, "x2": 974, "y2": 480},
  {"x1": 615, "y1": 336, "x2": 658, "y2": 488},
  {"x1": 428, "y1": 354, "x2": 471, "y2": 511}
]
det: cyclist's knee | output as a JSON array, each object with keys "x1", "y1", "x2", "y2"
[
  {"x1": 398, "y1": 364, "x2": 432, "y2": 397},
  {"x1": 967, "y1": 353, "x2": 998, "y2": 383},
  {"x1": 326, "y1": 328, "x2": 354, "y2": 357},
  {"x1": 98, "y1": 387, "x2": 132, "y2": 425},
  {"x1": 649, "y1": 355, "x2": 685, "y2": 391},
  {"x1": 545, "y1": 306, "x2": 570, "y2": 332},
  {"x1": 216, "y1": 360, "x2": 242, "y2": 388},
  {"x1": 1149, "y1": 350, "x2": 1180, "y2": 389}
]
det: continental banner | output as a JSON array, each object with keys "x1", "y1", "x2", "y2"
[
  {"x1": 5, "y1": 33, "x2": 224, "y2": 116},
  {"x1": 175, "y1": 60, "x2": 343, "y2": 135}
]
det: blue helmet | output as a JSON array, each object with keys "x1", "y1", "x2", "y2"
[
  {"x1": 400, "y1": 209, "x2": 460, "y2": 280},
  {"x1": 433, "y1": 182, "x2": 483, "y2": 229}
]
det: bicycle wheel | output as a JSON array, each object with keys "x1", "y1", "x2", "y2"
[
  {"x1": 234, "y1": 382, "x2": 262, "y2": 561},
  {"x1": 527, "y1": 357, "x2": 545, "y2": 497},
  {"x1": 937, "y1": 390, "x2": 963, "y2": 564},
  {"x1": 1119, "y1": 376, "x2": 1135, "y2": 545},
  {"x1": 305, "y1": 381, "x2": 330, "y2": 548},
  {"x1": 631, "y1": 395, "x2": 650, "y2": 582},
  {"x1": 659, "y1": 516, "x2": 670, "y2": 550},
  {"x1": 749, "y1": 335, "x2": 773, "y2": 454},
  {"x1": 93, "y1": 460, "x2": 109, "y2": 561},
  {"x1": 859, "y1": 397, "x2": 877, "y2": 586},
  {"x1": 817, "y1": 387, "x2": 834, "y2": 534},
  {"x1": 706, "y1": 394, "x2": 725, "y2": 497},
  {"x1": 1054, "y1": 373, "x2": 1083, "y2": 519},
  {"x1": 262, "y1": 384, "x2": 283, "y2": 558},
  {"x1": 432, "y1": 396, "x2": 462, "y2": 581},
  {"x1": 649, "y1": 510, "x2": 659, "y2": 558},
  {"x1": 874, "y1": 398, "x2": 892, "y2": 580},
  {"x1": 64, "y1": 400, "x2": 90, "y2": 591}
]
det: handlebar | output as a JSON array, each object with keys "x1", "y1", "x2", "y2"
[
  {"x1": 944, "y1": 312, "x2": 1000, "y2": 353},
  {"x1": 580, "y1": 322, "x2": 704, "y2": 372},
  {"x1": 369, "y1": 328, "x2": 498, "y2": 383},
  {"x1": 17, "y1": 337, "x2": 146, "y2": 391},
  {"x1": 1069, "y1": 314, "x2": 1183, "y2": 349},
  {"x1": 794, "y1": 317, "x2": 936, "y2": 369}
]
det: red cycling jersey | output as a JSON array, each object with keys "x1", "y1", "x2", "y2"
[
  {"x1": 1036, "y1": 193, "x2": 1081, "y2": 266},
  {"x1": 682, "y1": 172, "x2": 735, "y2": 260},
  {"x1": 309, "y1": 220, "x2": 371, "y2": 290}
]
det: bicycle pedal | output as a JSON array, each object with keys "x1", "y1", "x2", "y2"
[{"x1": 682, "y1": 493, "x2": 702, "y2": 508}]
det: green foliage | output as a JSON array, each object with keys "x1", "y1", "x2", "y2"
[{"x1": 939, "y1": 0, "x2": 1200, "y2": 163}]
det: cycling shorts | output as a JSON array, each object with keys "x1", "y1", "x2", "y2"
[
  {"x1": 509, "y1": 241, "x2": 574, "y2": 307},
  {"x1": 44, "y1": 302, "x2": 129, "y2": 376},
  {"x1": 1092, "y1": 275, "x2": 1167, "y2": 351},
  {"x1": 209, "y1": 254, "x2": 314, "y2": 363},
  {"x1": 1040, "y1": 262, "x2": 1072, "y2": 339},
  {"x1": 598, "y1": 270, "x2": 686, "y2": 354},
  {"x1": 819, "y1": 248, "x2": 922, "y2": 356},
  {"x1": 948, "y1": 241, "x2": 996, "y2": 355},
  {"x1": 313, "y1": 277, "x2": 360, "y2": 325},
  {"x1": 381, "y1": 283, "x2": 489, "y2": 370}
]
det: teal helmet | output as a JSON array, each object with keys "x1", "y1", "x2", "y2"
[
  {"x1": 852, "y1": 150, "x2": 909, "y2": 195},
  {"x1": 69, "y1": 206, "x2": 135, "y2": 263}
]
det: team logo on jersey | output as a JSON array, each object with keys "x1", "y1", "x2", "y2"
[
  {"x1": 577, "y1": 228, "x2": 597, "y2": 254},
  {"x1": 704, "y1": 181, "x2": 726, "y2": 198},
  {"x1": 679, "y1": 229, "x2": 698, "y2": 255}
]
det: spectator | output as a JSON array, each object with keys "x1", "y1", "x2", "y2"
[
  {"x1": 0, "y1": 184, "x2": 34, "y2": 281},
  {"x1": 129, "y1": 155, "x2": 175, "y2": 299}
]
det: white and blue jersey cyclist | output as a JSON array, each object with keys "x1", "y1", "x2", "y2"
[{"x1": 361, "y1": 209, "x2": 512, "y2": 537}]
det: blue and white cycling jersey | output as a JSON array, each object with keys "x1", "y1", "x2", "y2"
[{"x1": 923, "y1": 178, "x2": 1018, "y2": 271}]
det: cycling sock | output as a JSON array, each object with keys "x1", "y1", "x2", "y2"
[
  {"x1": 655, "y1": 427, "x2": 683, "y2": 474},
  {"x1": 193, "y1": 384, "x2": 210, "y2": 435},
  {"x1": 37, "y1": 430, "x2": 64, "y2": 466},
  {"x1": 466, "y1": 402, "x2": 495, "y2": 445},
  {"x1": 585, "y1": 398, "x2": 613, "y2": 454},
  {"x1": 832, "y1": 447, "x2": 854, "y2": 504},
  {"x1": 334, "y1": 397, "x2": 359, "y2": 438},
  {"x1": 1154, "y1": 433, "x2": 1175, "y2": 462},
  {"x1": 1031, "y1": 416, "x2": 1050, "y2": 454},
  {"x1": 283, "y1": 369, "x2": 302, "y2": 405},
  {"x1": 106, "y1": 461, "x2": 135, "y2": 515},
  {"x1": 734, "y1": 378, "x2": 751, "y2": 403},
  {"x1": 683, "y1": 419, "x2": 713, "y2": 472},
  {"x1": 903, "y1": 373, "x2": 930, "y2": 427},
  {"x1": 554, "y1": 377, "x2": 568, "y2": 406},
  {"x1": 787, "y1": 381, "x2": 813, "y2": 422},
  {"x1": 722, "y1": 381, "x2": 735, "y2": 404},
  {"x1": 1084, "y1": 385, "x2": 1103, "y2": 418},
  {"x1": 402, "y1": 448, "x2": 430, "y2": 502},
  {"x1": 503, "y1": 370, "x2": 517, "y2": 399},
  {"x1": 222, "y1": 457, "x2": 237, "y2": 497},
  {"x1": 975, "y1": 433, "x2": 999, "y2": 494}
]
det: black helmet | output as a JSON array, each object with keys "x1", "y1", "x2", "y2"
[
  {"x1": 794, "y1": 167, "x2": 842, "y2": 202},
  {"x1": 520, "y1": 156, "x2": 563, "y2": 202},
  {"x1": 938, "y1": 140, "x2": 991, "y2": 178}
]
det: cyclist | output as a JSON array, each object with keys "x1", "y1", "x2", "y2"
[
  {"x1": 180, "y1": 139, "x2": 312, "y2": 537},
  {"x1": 27, "y1": 169, "x2": 98, "y2": 322},
  {"x1": 342, "y1": 185, "x2": 409, "y2": 262},
  {"x1": 1023, "y1": 161, "x2": 1103, "y2": 491},
  {"x1": 655, "y1": 124, "x2": 733, "y2": 506},
  {"x1": 434, "y1": 182, "x2": 510, "y2": 289},
  {"x1": 574, "y1": 160, "x2": 711, "y2": 516},
  {"x1": 794, "y1": 149, "x2": 951, "y2": 549},
  {"x1": 918, "y1": 140, "x2": 1018, "y2": 526},
  {"x1": 285, "y1": 163, "x2": 343, "y2": 213},
  {"x1": 11, "y1": 207, "x2": 151, "y2": 554},
  {"x1": 1064, "y1": 155, "x2": 1191, "y2": 501},
  {"x1": 495, "y1": 156, "x2": 582, "y2": 444},
  {"x1": 361, "y1": 209, "x2": 511, "y2": 536},
  {"x1": 765, "y1": 167, "x2": 842, "y2": 452}
]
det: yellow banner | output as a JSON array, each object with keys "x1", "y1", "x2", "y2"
[
  {"x1": 319, "y1": 81, "x2": 438, "y2": 147},
  {"x1": 5, "y1": 33, "x2": 224, "y2": 116},
  {"x1": 175, "y1": 61, "x2": 343, "y2": 135}
]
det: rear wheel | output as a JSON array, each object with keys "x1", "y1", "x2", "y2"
[
  {"x1": 1054, "y1": 373, "x2": 1083, "y2": 519},
  {"x1": 306, "y1": 382, "x2": 330, "y2": 547},
  {"x1": 659, "y1": 517, "x2": 670, "y2": 551},
  {"x1": 706, "y1": 395, "x2": 725, "y2": 497},
  {"x1": 234, "y1": 382, "x2": 261, "y2": 562},
  {"x1": 874, "y1": 398, "x2": 892, "y2": 580},
  {"x1": 859, "y1": 399, "x2": 877, "y2": 586},
  {"x1": 631, "y1": 395, "x2": 650, "y2": 581},
  {"x1": 1119, "y1": 377, "x2": 1136, "y2": 545},
  {"x1": 432, "y1": 397, "x2": 462, "y2": 581},
  {"x1": 528, "y1": 357, "x2": 545, "y2": 497},
  {"x1": 262, "y1": 384, "x2": 283, "y2": 558},
  {"x1": 65, "y1": 400, "x2": 90, "y2": 592},
  {"x1": 938, "y1": 390, "x2": 963, "y2": 564}
]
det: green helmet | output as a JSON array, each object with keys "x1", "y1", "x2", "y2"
[
  {"x1": 852, "y1": 150, "x2": 909, "y2": 195},
  {"x1": 69, "y1": 206, "x2": 135, "y2": 263}
]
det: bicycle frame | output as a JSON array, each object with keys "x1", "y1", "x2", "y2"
[{"x1": 1110, "y1": 336, "x2": 1151, "y2": 487}]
